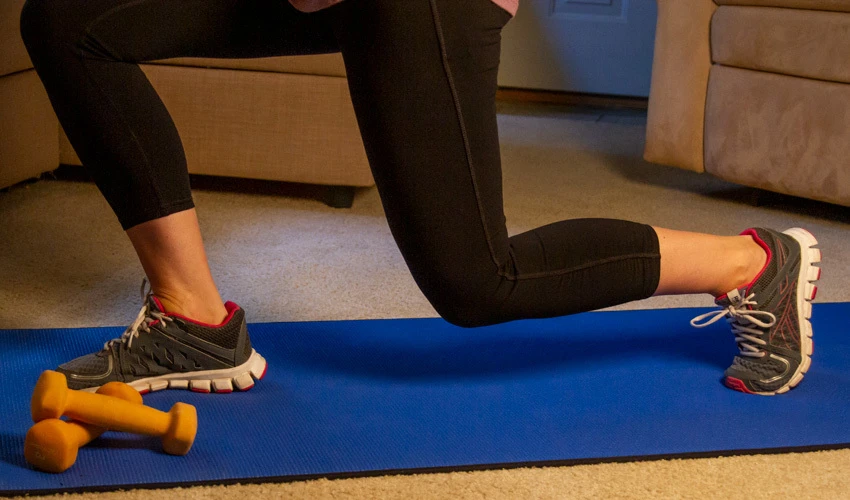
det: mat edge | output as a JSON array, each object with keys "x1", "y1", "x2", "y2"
[{"x1": 4, "y1": 442, "x2": 849, "y2": 498}]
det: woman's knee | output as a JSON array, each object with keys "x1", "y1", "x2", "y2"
[
  {"x1": 403, "y1": 247, "x2": 510, "y2": 328},
  {"x1": 419, "y1": 274, "x2": 504, "y2": 329},
  {"x1": 20, "y1": 0, "x2": 53, "y2": 42},
  {"x1": 20, "y1": 0, "x2": 79, "y2": 55},
  {"x1": 434, "y1": 300, "x2": 498, "y2": 329}
]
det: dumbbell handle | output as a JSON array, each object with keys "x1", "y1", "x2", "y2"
[
  {"x1": 65, "y1": 418, "x2": 105, "y2": 447},
  {"x1": 65, "y1": 390, "x2": 172, "y2": 436},
  {"x1": 65, "y1": 382, "x2": 144, "y2": 443}
]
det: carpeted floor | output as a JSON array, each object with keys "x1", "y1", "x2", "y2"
[{"x1": 1, "y1": 103, "x2": 848, "y2": 499}]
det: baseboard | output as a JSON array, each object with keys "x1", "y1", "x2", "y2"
[{"x1": 496, "y1": 87, "x2": 648, "y2": 110}]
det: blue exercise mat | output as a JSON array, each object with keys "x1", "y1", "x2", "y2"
[{"x1": 2, "y1": 304, "x2": 849, "y2": 496}]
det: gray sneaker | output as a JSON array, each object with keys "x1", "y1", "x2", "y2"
[
  {"x1": 691, "y1": 228, "x2": 821, "y2": 395},
  {"x1": 57, "y1": 281, "x2": 267, "y2": 393}
]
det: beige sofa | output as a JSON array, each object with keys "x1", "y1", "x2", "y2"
[
  {"x1": 1, "y1": 0, "x2": 373, "y2": 208},
  {"x1": 645, "y1": 0, "x2": 850, "y2": 207}
]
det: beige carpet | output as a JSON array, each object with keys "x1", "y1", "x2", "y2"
[{"x1": 2, "y1": 103, "x2": 848, "y2": 499}]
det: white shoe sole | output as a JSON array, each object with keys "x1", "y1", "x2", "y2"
[
  {"x1": 749, "y1": 228, "x2": 820, "y2": 396},
  {"x1": 81, "y1": 350, "x2": 268, "y2": 395}
]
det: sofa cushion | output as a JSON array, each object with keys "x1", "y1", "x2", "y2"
[
  {"x1": 0, "y1": 70, "x2": 58, "y2": 189},
  {"x1": 1, "y1": 0, "x2": 32, "y2": 77},
  {"x1": 714, "y1": 0, "x2": 850, "y2": 13},
  {"x1": 712, "y1": 6, "x2": 850, "y2": 84},
  {"x1": 152, "y1": 53, "x2": 346, "y2": 77},
  {"x1": 705, "y1": 65, "x2": 850, "y2": 207},
  {"x1": 644, "y1": 0, "x2": 717, "y2": 173}
]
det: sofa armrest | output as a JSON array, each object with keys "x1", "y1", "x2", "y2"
[
  {"x1": 1, "y1": 0, "x2": 33, "y2": 77},
  {"x1": 715, "y1": 0, "x2": 850, "y2": 13},
  {"x1": 644, "y1": 0, "x2": 717, "y2": 172}
]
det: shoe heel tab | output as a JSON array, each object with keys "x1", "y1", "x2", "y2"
[
  {"x1": 170, "y1": 303, "x2": 242, "y2": 328},
  {"x1": 740, "y1": 228, "x2": 773, "y2": 292}
]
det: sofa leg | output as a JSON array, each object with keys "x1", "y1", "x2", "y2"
[
  {"x1": 746, "y1": 188, "x2": 782, "y2": 207},
  {"x1": 324, "y1": 186, "x2": 356, "y2": 209}
]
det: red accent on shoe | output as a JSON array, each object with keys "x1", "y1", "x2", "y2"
[
  {"x1": 216, "y1": 389, "x2": 233, "y2": 394},
  {"x1": 151, "y1": 296, "x2": 167, "y2": 313},
  {"x1": 724, "y1": 376, "x2": 755, "y2": 394},
  {"x1": 190, "y1": 387, "x2": 211, "y2": 394},
  {"x1": 259, "y1": 364, "x2": 268, "y2": 380},
  {"x1": 153, "y1": 299, "x2": 241, "y2": 328},
  {"x1": 739, "y1": 229, "x2": 773, "y2": 294},
  {"x1": 811, "y1": 286, "x2": 818, "y2": 300},
  {"x1": 817, "y1": 268, "x2": 822, "y2": 280},
  {"x1": 811, "y1": 340, "x2": 815, "y2": 355},
  {"x1": 241, "y1": 383, "x2": 255, "y2": 391},
  {"x1": 138, "y1": 389, "x2": 150, "y2": 396}
]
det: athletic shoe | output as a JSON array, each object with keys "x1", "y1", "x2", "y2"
[
  {"x1": 57, "y1": 280, "x2": 267, "y2": 393},
  {"x1": 690, "y1": 228, "x2": 821, "y2": 395}
]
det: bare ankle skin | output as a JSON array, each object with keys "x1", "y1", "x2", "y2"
[
  {"x1": 126, "y1": 209, "x2": 228, "y2": 325},
  {"x1": 153, "y1": 288, "x2": 228, "y2": 325},
  {"x1": 653, "y1": 227, "x2": 768, "y2": 297},
  {"x1": 713, "y1": 235, "x2": 768, "y2": 297}
]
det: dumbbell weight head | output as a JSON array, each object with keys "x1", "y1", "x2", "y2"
[
  {"x1": 25, "y1": 381, "x2": 143, "y2": 473},
  {"x1": 162, "y1": 403, "x2": 197, "y2": 456},
  {"x1": 24, "y1": 419, "x2": 78, "y2": 474},
  {"x1": 31, "y1": 370, "x2": 69, "y2": 422}
]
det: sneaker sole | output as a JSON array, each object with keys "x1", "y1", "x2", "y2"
[
  {"x1": 81, "y1": 350, "x2": 268, "y2": 395},
  {"x1": 728, "y1": 227, "x2": 820, "y2": 396}
]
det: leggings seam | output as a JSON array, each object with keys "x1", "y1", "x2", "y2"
[
  {"x1": 75, "y1": 0, "x2": 171, "y2": 213},
  {"x1": 129, "y1": 197, "x2": 195, "y2": 217},
  {"x1": 79, "y1": 55, "x2": 166, "y2": 211},
  {"x1": 155, "y1": 197, "x2": 194, "y2": 208},
  {"x1": 428, "y1": 0, "x2": 503, "y2": 276},
  {"x1": 508, "y1": 252, "x2": 660, "y2": 281},
  {"x1": 429, "y1": 0, "x2": 643, "y2": 284},
  {"x1": 123, "y1": 197, "x2": 195, "y2": 230}
]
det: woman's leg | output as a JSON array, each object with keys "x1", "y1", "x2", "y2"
[
  {"x1": 326, "y1": 0, "x2": 775, "y2": 323},
  {"x1": 327, "y1": 0, "x2": 662, "y2": 326},
  {"x1": 19, "y1": 0, "x2": 341, "y2": 391},
  {"x1": 20, "y1": 0, "x2": 339, "y2": 323},
  {"x1": 327, "y1": 0, "x2": 819, "y2": 395}
]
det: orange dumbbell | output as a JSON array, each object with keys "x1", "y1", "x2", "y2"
[
  {"x1": 25, "y1": 381, "x2": 143, "y2": 473},
  {"x1": 31, "y1": 370, "x2": 197, "y2": 456}
]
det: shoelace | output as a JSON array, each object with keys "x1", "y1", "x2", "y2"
[
  {"x1": 103, "y1": 278, "x2": 173, "y2": 351},
  {"x1": 690, "y1": 293, "x2": 777, "y2": 358}
]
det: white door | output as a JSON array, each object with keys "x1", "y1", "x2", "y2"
[{"x1": 499, "y1": 0, "x2": 658, "y2": 97}]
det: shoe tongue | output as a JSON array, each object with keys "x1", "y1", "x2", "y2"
[
  {"x1": 147, "y1": 294, "x2": 168, "y2": 314},
  {"x1": 716, "y1": 287, "x2": 746, "y2": 307}
]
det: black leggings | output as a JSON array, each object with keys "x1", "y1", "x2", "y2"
[{"x1": 20, "y1": 0, "x2": 661, "y2": 327}]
